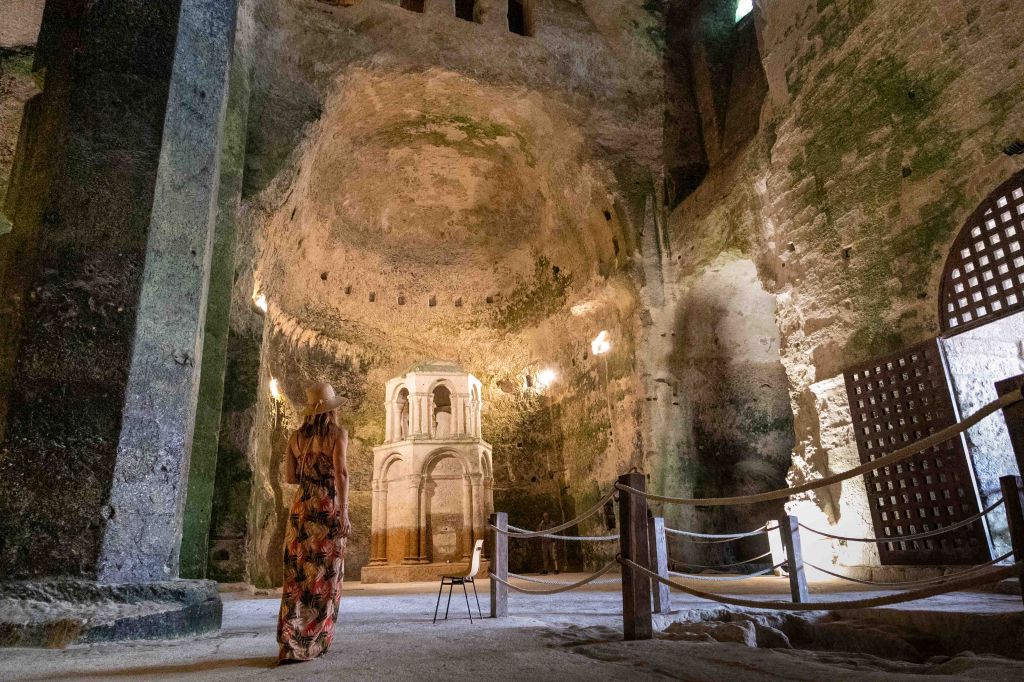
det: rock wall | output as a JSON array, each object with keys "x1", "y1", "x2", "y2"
[{"x1": 654, "y1": 0, "x2": 1024, "y2": 567}]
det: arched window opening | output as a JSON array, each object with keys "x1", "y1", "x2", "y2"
[
  {"x1": 454, "y1": 0, "x2": 476, "y2": 22},
  {"x1": 432, "y1": 385, "x2": 452, "y2": 438},
  {"x1": 401, "y1": 0, "x2": 425, "y2": 13},
  {"x1": 938, "y1": 170, "x2": 1024, "y2": 332},
  {"x1": 507, "y1": 0, "x2": 532, "y2": 36}
]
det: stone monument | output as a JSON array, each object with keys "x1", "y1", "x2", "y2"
[{"x1": 361, "y1": 362, "x2": 494, "y2": 583}]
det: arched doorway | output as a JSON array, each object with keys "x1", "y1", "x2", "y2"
[
  {"x1": 424, "y1": 454, "x2": 468, "y2": 563},
  {"x1": 383, "y1": 457, "x2": 407, "y2": 565}
]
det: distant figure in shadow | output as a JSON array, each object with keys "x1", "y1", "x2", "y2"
[
  {"x1": 537, "y1": 512, "x2": 560, "y2": 575},
  {"x1": 277, "y1": 382, "x2": 351, "y2": 664}
]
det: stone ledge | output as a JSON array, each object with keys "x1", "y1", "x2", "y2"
[{"x1": 0, "y1": 579, "x2": 222, "y2": 648}]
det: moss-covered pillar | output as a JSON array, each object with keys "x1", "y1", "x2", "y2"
[
  {"x1": 93, "y1": 0, "x2": 238, "y2": 584},
  {"x1": 178, "y1": 22, "x2": 251, "y2": 580}
]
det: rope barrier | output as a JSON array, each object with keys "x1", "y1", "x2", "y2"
[
  {"x1": 804, "y1": 551, "x2": 1014, "y2": 588},
  {"x1": 506, "y1": 571, "x2": 621, "y2": 586},
  {"x1": 674, "y1": 551, "x2": 773, "y2": 570},
  {"x1": 798, "y1": 498, "x2": 1004, "y2": 544},
  {"x1": 490, "y1": 489, "x2": 616, "y2": 538},
  {"x1": 668, "y1": 561, "x2": 785, "y2": 581},
  {"x1": 507, "y1": 524, "x2": 618, "y2": 542},
  {"x1": 618, "y1": 556, "x2": 1022, "y2": 611},
  {"x1": 664, "y1": 525, "x2": 772, "y2": 543},
  {"x1": 615, "y1": 390, "x2": 1022, "y2": 507},
  {"x1": 488, "y1": 561, "x2": 619, "y2": 595}
]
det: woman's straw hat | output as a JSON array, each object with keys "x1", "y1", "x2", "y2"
[{"x1": 304, "y1": 382, "x2": 344, "y2": 416}]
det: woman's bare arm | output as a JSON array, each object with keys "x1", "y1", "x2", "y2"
[
  {"x1": 284, "y1": 434, "x2": 299, "y2": 485},
  {"x1": 334, "y1": 427, "x2": 351, "y2": 537}
]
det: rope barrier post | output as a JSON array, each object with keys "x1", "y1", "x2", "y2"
[
  {"x1": 648, "y1": 516, "x2": 672, "y2": 614},
  {"x1": 618, "y1": 472, "x2": 653, "y2": 640},
  {"x1": 777, "y1": 513, "x2": 808, "y2": 603},
  {"x1": 767, "y1": 521, "x2": 785, "y2": 576},
  {"x1": 998, "y1": 475, "x2": 1024, "y2": 608},
  {"x1": 996, "y1": 377, "x2": 1024, "y2": 475},
  {"x1": 489, "y1": 512, "x2": 508, "y2": 618}
]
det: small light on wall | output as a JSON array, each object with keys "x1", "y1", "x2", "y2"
[
  {"x1": 253, "y1": 293, "x2": 268, "y2": 313},
  {"x1": 591, "y1": 330, "x2": 611, "y2": 356},
  {"x1": 269, "y1": 377, "x2": 282, "y2": 402},
  {"x1": 537, "y1": 368, "x2": 558, "y2": 389}
]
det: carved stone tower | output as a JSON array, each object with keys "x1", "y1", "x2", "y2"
[{"x1": 361, "y1": 362, "x2": 494, "y2": 583}]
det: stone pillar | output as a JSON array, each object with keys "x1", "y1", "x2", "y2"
[
  {"x1": 471, "y1": 475, "x2": 485, "y2": 551},
  {"x1": 368, "y1": 480, "x2": 383, "y2": 563},
  {"x1": 403, "y1": 476, "x2": 421, "y2": 564},
  {"x1": 461, "y1": 475, "x2": 473, "y2": 559},
  {"x1": 384, "y1": 400, "x2": 393, "y2": 443},
  {"x1": 418, "y1": 481, "x2": 429, "y2": 563},
  {"x1": 96, "y1": 0, "x2": 238, "y2": 584},
  {"x1": 0, "y1": 0, "x2": 238, "y2": 583}
]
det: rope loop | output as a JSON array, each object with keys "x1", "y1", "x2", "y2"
[
  {"x1": 611, "y1": 389, "x2": 1021, "y2": 508},
  {"x1": 617, "y1": 555, "x2": 1023, "y2": 611}
]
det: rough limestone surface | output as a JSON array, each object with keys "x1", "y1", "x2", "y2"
[
  {"x1": 654, "y1": 0, "x2": 1024, "y2": 564},
  {"x1": 0, "y1": 1, "x2": 44, "y2": 49},
  {"x1": 941, "y1": 310, "x2": 1024, "y2": 557}
]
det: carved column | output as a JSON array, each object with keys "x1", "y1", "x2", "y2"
[
  {"x1": 461, "y1": 475, "x2": 473, "y2": 559},
  {"x1": 403, "y1": 476, "x2": 421, "y2": 564},
  {"x1": 471, "y1": 474, "x2": 485, "y2": 556},
  {"x1": 418, "y1": 479, "x2": 430, "y2": 563}
]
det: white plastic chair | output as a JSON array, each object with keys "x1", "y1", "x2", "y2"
[{"x1": 432, "y1": 539, "x2": 484, "y2": 623}]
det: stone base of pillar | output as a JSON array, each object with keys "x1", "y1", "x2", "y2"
[
  {"x1": 360, "y1": 560, "x2": 490, "y2": 584},
  {"x1": 0, "y1": 579, "x2": 222, "y2": 648}
]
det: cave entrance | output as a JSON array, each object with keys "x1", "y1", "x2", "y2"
[{"x1": 401, "y1": 0, "x2": 425, "y2": 12}]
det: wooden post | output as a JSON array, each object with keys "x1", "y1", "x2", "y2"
[
  {"x1": 999, "y1": 476, "x2": 1024, "y2": 608},
  {"x1": 489, "y1": 512, "x2": 508, "y2": 618},
  {"x1": 648, "y1": 516, "x2": 672, "y2": 614},
  {"x1": 996, "y1": 376, "x2": 1024, "y2": 476},
  {"x1": 618, "y1": 472, "x2": 653, "y2": 640},
  {"x1": 777, "y1": 513, "x2": 808, "y2": 603}
]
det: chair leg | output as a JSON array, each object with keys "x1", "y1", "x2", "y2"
[
  {"x1": 462, "y1": 581, "x2": 473, "y2": 623},
  {"x1": 432, "y1": 578, "x2": 446, "y2": 624},
  {"x1": 444, "y1": 581, "x2": 454, "y2": 620},
  {"x1": 471, "y1": 579, "x2": 482, "y2": 618}
]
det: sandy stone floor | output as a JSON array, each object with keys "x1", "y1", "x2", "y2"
[{"x1": 2, "y1": 577, "x2": 1024, "y2": 681}]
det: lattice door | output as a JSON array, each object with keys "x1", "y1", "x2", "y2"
[
  {"x1": 844, "y1": 338, "x2": 990, "y2": 565},
  {"x1": 939, "y1": 170, "x2": 1024, "y2": 332}
]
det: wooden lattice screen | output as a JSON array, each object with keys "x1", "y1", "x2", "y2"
[
  {"x1": 843, "y1": 338, "x2": 990, "y2": 565},
  {"x1": 939, "y1": 170, "x2": 1024, "y2": 332}
]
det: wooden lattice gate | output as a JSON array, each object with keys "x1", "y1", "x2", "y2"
[{"x1": 843, "y1": 338, "x2": 990, "y2": 565}]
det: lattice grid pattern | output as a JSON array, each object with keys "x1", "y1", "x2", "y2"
[
  {"x1": 939, "y1": 171, "x2": 1024, "y2": 332},
  {"x1": 843, "y1": 339, "x2": 990, "y2": 565}
]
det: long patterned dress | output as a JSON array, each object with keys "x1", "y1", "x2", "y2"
[{"x1": 277, "y1": 430, "x2": 347, "y2": 661}]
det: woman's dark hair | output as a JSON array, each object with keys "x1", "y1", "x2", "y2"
[{"x1": 299, "y1": 411, "x2": 339, "y2": 438}]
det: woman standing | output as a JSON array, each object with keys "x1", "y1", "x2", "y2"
[{"x1": 277, "y1": 382, "x2": 351, "y2": 663}]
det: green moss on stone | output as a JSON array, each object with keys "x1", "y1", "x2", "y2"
[
  {"x1": 492, "y1": 256, "x2": 573, "y2": 331},
  {"x1": 375, "y1": 112, "x2": 535, "y2": 167}
]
